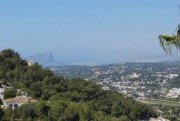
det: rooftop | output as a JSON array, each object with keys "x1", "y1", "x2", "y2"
[{"x1": 3, "y1": 97, "x2": 37, "y2": 104}]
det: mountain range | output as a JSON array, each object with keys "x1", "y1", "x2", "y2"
[{"x1": 25, "y1": 53, "x2": 180, "y2": 66}]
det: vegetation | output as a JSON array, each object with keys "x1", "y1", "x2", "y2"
[
  {"x1": 159, "y1": 24, "x2": 180, "y2": 54},
  {"x1": 159, "y1": 106, "x2": 180, "y2": 121},
  {"x1": 158, "y1": 19, "x2": 180, "y2": 120},
  {"x1": 0, "y1": 49, "x2": 156, "y2": 121},
  {"x1": 140, "y1": 98, "x2": 180, "y2": 108},
  {"x1": 3, "y1": 89, "x2": 16, "y2": 99},
  {"x1": 159, "y1": 34, "x2": 180, "y2": 54}
]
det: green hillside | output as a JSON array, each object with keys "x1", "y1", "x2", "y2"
[{"x1": 0, "y1": 49, "x2": 156, "y2": 121}]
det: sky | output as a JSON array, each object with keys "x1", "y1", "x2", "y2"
[{"x1": 0, "y1": 0, "x2": 180, "y2": 63}]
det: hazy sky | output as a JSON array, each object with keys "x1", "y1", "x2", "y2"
[{"x1": 0, "y1": 0, "x2": 180, "y2": 62}]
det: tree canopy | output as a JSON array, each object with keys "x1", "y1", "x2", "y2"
[{"x1": 0, "y1": 49, "x2": 156, "y2": 121}]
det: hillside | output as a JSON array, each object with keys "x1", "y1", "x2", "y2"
[{"x1": 0, "y1": 49, "x2": 156, "y2": 121}]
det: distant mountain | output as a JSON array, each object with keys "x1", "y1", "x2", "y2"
[{"x1": 25, "y1": 53, "x2": 64, "y2": 66}]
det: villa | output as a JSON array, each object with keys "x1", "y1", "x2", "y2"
[{"x1": 2, "y1": 96, "x2": 37, "y2": 109}]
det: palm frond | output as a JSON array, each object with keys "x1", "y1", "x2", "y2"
[{"x1": 159, "y1": 34, "x2": 180, "y2": 54}]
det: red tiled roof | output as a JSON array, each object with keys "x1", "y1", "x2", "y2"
[{"x1": 3, "y1": 97, "x2": 37, "y2": 104}]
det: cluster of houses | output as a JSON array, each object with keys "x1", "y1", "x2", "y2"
[
  {"x1": 165, "y1": 88, "x2": 180, "y2": 98},
  {"x1": 0, "y1": 83, "x2": 37, "y2": 110}
]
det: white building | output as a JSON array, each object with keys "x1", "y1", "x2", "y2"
[
  {"x1": 3, "y1": 96, "x2": 37, "y2": 109},
  {"x1": 27, "y1": 60, "x2": 34, "y2": 66},
  {"x1": 149, "y1": 117, "x2": 170, "y2": 121}
]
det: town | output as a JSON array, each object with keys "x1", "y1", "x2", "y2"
[
  {"x1": 50, "y1": 61, "x2": 180, "y2": 100},
  {"x1": 50, "y1": 62, "x2": 180, "y2": 120}
]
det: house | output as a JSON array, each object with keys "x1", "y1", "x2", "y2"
[
  {"x1": 2, "y1": 96, "x2": 37, "y2": 109},
  {"x1": 149, "y1": 117, "x2": 170, "y2": 121},
  {"x1": 27, "y1": 60, "x2": 34, "y2": 66}
]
